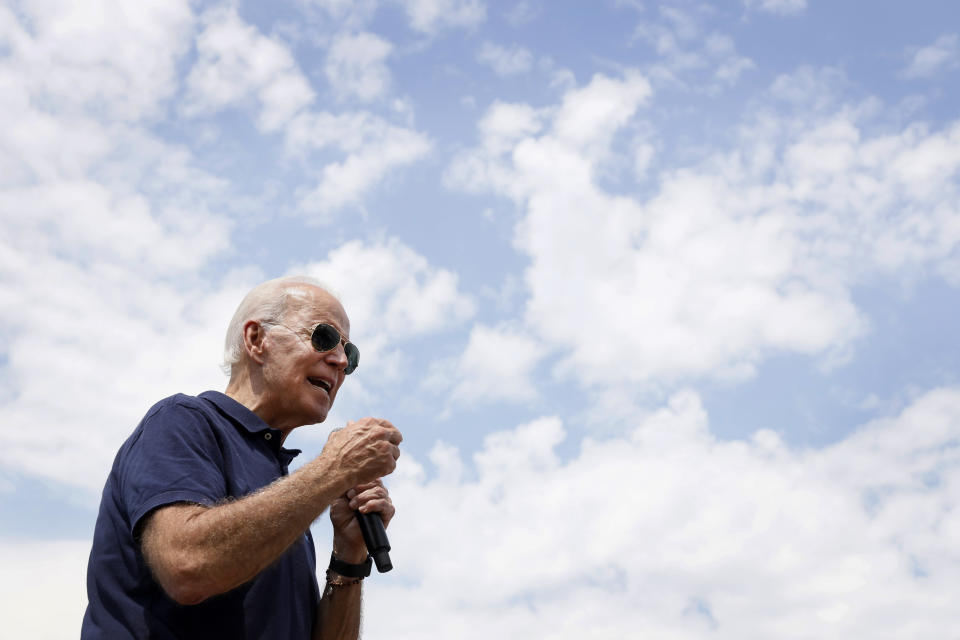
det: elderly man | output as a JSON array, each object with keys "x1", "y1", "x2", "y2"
[{"x1": 81, "y1": 276, "x2": 402, "y2": 639}]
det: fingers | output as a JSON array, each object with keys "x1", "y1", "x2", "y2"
[
  {"x1": 353, "y1": 417, "x2": 403, "y2": 445},
  {"x1": 346, "y1": 483, "x2": 395, "y2": 526},
  {"x1": 346, "y1": 478, "x2": 383, "y2": 494},
  {"x1": 346, "y1": 483, "x2": 388, "y2": 508},
  {"x1": 324, "y1": 417, "x2": 403, "y2": 488}
]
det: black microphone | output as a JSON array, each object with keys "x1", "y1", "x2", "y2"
[{"x1": 356, "y1": 511, "x2": 392, "y2": 573}]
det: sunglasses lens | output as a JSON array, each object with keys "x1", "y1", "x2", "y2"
[
  {"x1": 344, "y1": 342, "x2": 359, "y2": 375},
  {"x1": 311, "y1": 324, "x2": 360, "y2": 374},
  {"x1": 310, "y1": 324, "x2": 340, "y2": 351}
]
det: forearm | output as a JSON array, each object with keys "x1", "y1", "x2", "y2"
[
  {"x1": 313, "y1": 577, "x2": 363, "y2": 640},
  {"x1": 144, "y1": 454, "x2": 350, "y2": 604}
]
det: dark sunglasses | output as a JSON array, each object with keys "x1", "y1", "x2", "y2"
[
  {"x1": 263, "y1": 321, "x2": 359, "y2": 374},
  {"x1": 309, "y1": 323, "x2": 359, "y2": 375}
]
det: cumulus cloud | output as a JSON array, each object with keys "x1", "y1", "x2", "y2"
[
  {"x1": 742, "y1": 0, "x2": 807, "y2": 15},
  {"x1": 307, "y1": 0, "x2": 379, "y2": 26},
  {"x1": 476, "y1": 41, "x2": 534, "y2": 76},
  {"x1": 434, "y1": 324, "x2": 546, "y2": 406},
  {"x1": 903, "y1": 33, "x2": 960, "y2": 79},
  {"x1": 287, "y1": 111, "x2": 432, "y2": 216},
  {"x1": 0, "y1": 540, "x2": 90, "y2": 637},
  {"x1": 0, "y1": 0, "x2": 241, "y2": 492},
  {"x1": 706, "y1": 33, "x2": 755, "y2": 83},
  {"x1": 504, "y1": 1, "x2": 538, "y2": 27},
  {"x1": 181, "y1": 6, "x2": 315, "y2": 131},
  {"x1": 447, "y1": 68, "x2": 960, "y2": 389},
  {"x1": 179, "y1": 9, "x2": 429, "y2": 218},
  {"x1": 632, "y1": 5, "x2": 755, "y2": 91},
  {"x1": 0, "y1": 0, "x2": 193, "y2": 123},
  {"x1": 0, "y1": 0, "x2": 194, "y2": 185},
  {"x1": 365, "y1": 386, "x2": 960, "y2": 638},
  {"x1": 324, "y1": 31, "x2": 394, "y2": 102},
  {"x1": 394, "y1": 0, "x2": 486, "y2": 34}
]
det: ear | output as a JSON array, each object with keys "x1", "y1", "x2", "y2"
[{"x1": 242, "y1": 320, "x2": 267, "y2": 364}]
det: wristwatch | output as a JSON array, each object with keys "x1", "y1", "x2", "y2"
[{"x1": 328, "y1": 552, "x2": 372, "y2": 578}]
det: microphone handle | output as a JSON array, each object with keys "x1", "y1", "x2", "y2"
[{"x1": 356, "y1": 511, "x2": 392, "y2": 573}]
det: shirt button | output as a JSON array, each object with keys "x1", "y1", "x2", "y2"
[{"x1": 264, "y1": 433, "x2": 273, "y2": 441}]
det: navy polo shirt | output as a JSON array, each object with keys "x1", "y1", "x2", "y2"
[{"x1": 81, "y1": 391, "x2": 321, "y2": 640}]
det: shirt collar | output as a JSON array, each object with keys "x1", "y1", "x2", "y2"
[{"x1": 199, "y1": 390, "x2": 303, "y2": 464}]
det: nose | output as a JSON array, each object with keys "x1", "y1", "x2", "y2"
[{"x1": 325, "y1": 341, "x2": 349, "y2": 372}]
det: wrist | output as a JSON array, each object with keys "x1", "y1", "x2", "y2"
[
  {"x1": 332, "y1": 538, "x2": 368, "y2": 565},
  {"x1": 311, "y1": 450, "x2": 356, "y2": 497},
  {"x1": 327, "y1": 551, "x2": 371, "y2": 579}
]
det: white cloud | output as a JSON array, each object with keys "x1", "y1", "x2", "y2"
[
  {"x1": 367, "y1": 386, "x2": 960, "y2": 638},
  {"x1": 903, "y1": 33, "x2": 960, "y2": 79},
  {"x1": 476, "y1": 41, "x2": 534, "y2": 76},
  {"x1": 394, "y1": 0, "x2": 486, "y2": 34},
  {"x1": 181, "y1": 10, "x2": 427, "y2": 218},
  {"x1": 181, "y1": 6, "x2": 315, "y2": 131},
  {"x1": 767, "y1": 65, "x2": 848, "y2": 110},
  {"x1": 0, "y1": 1, "x2": 241, "y2": 492},
  {"x1": 0, "y1": 1, "x2": 195, "y2": 185},
  {"x1": 503, "y1": 1, "x2": 538, "y2": 27},
  {"x1": 324, "y1": 31, "x2": 394, "y2": 102},
  {"x1": 447, "y1": 325, "x2": 546, "y2": 405},
  {"x1": 632, "y1": 6, "x2": 755, "y2": 91},
  {"x1": 706, "y1": 34, "x2": 755, "y2": 84},
  {"x1": 0, "y1": 0, "x2": 193, "y2": 123},
  {"x1": 307, "y1": 0, "x2": 379, "y2": 26},
  {"x1": 742, "y1": 0, "x2": 807, "y2": 15},
  {"x1": 447, "y1": 69, "x2": 960, "y2": 389},
  {"x1": 0, "y1": 539, "x2": 90, "y2": 638},
  {"x1": 287, "y1": 111, "x2": 431, "y2": 216}
]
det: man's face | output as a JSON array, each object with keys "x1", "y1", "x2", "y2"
[{"x1": 259, "y1": 286, "x2": 351, "y2": 430}]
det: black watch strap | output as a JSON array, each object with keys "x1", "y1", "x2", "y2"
[{"x1": 328, "y1": 552, "x2": 372, "y2": 578}]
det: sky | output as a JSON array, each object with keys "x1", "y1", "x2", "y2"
[{"x1": 1, "y1": 0, "x2": 959, "y2": 637}]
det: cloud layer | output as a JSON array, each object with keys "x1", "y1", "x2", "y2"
[
  {"x1": 448, "y1": 68, "x2": 960, "y2": 393},
  {"x1": 369, "y1": 386, "x2": 960, "y2": 638}
]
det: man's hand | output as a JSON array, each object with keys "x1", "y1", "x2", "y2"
[
  {"x1": 329, "y1": 480, "x2": 395, "y2": 563},
  {"x1": 321, "y1": 417, "x2": 403, "y2": 491}
]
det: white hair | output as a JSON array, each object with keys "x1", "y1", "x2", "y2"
[{"x1": 221, "y1": 275, "x2": 336, "y2": 376}]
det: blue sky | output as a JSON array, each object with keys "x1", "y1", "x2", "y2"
[{"x1": 1, "y1": 0, "x2": 959, "y2": 636}]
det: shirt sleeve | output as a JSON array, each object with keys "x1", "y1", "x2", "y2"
[{"x1": 119, "y1": 399, "x2": 229, "y2": 535}]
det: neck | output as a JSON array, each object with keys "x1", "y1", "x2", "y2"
[{"x1": 225, "y1": 367, "x2": 295, "y2": 442}]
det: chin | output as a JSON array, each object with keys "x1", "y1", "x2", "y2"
[{"x1": 310, "y1": 402, "x2": 331, "y2": 424}]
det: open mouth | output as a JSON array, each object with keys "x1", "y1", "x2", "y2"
[{"x1": 308, "y1": 377, "x2": 331, "y2": 392}]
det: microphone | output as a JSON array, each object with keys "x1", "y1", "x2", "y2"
[{"x1": 356, "y1": 511, "x2": 392, "y2": 573}]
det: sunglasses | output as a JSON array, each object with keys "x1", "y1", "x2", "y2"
[
  {"x1": 263, "y1": 321, "x2": 359, "y2": 374},
  {"x1": 310, "y1": 323, "x2": 359, "y2": 375}
]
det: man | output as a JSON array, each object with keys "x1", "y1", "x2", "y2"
[{"x1": 81, "y1": 276, "x2": 403, "y2": 639}]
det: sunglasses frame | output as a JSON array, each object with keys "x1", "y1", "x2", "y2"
[
  {"x1": 308, "y1": 323, "x2": 359, "y2": 375},
  {"x1": 261, "y1": 320, "x2": 359, "y2": 375}
]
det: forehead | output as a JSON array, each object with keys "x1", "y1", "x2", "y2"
[{"x1": 284, "y1": 286, "x2": 350, "y2": 335}]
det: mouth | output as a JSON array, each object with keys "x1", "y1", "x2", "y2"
[{"x1": 307, "y1": 377, "x2": 332, "y2": 393}]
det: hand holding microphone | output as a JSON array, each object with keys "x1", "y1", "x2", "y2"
[
  {"x1": 343, "y1": 482, "x2": 394, "y2": 573},
  {"x1": 326, "y1": 418, "x2": 401, "y2": 574}
]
